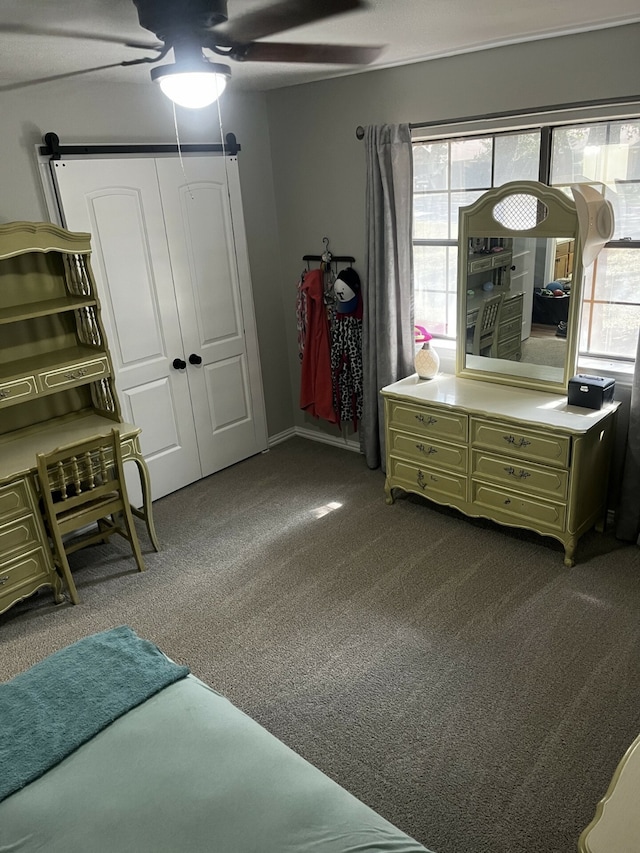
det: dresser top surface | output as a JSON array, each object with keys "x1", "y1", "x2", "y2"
[{"x1": 382, "y1": 373, "x2": 618, "y2": 432}]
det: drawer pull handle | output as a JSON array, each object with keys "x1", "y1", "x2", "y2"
[
  {"x1": 64, "y1": 368, "x2": 88, "y2": 380},
  {"x1": 0, "y1": 389, "x2": 9, "y2": 399},
  {"x1": 417, "y1": 470, "x2": 438, "y2": 491},
  {"x1": 504, "y1": 498, "x2": 511, "y2": 505},
  {"x1": 416, "y1": 443, "x2": 437, "y2": 456},
  {"x1": 503, "y1": 434, "x2": 531, "y2": 448},
  {"x1": 504, "y1": 466, "x2": 530, "y2": 479},
  {"x1": 0, "y1": 575, "x2": 9, "y2": 585},
  {"x1": 415, "y1": 414, "x2": 437, "y2": 425}
]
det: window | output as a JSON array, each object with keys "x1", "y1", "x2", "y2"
[
  {"x1": 413, "y1": 118, "x2": 640, "y2": 362},
  {"x1": 550, "y1": 120, "x2": 640, "y2": 360}
]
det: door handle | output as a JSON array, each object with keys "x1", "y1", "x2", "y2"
[
  {"x1": 188, "y1": 353, "x2": 203, "y2": 365},
  {"x1": 172, "y1": 358, "x2": 187, "y2": 370}
]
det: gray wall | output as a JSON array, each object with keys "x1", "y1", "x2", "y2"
[
  {"x1": 0, "y1": 80, "x2": 293, "y2": 438},
  {"x1": 265, "y1": 23, "x2": 640, "y2": 442}
]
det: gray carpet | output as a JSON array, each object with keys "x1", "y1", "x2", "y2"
[{"x1": 2, "y1": 436, "x2": 640, "y2": 853}]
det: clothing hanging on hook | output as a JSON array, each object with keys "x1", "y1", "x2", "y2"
[
  {"x1": 298, "y1": 267, "x2": 338, "y2": 425},
  {"x1": 330, "y1": 268, "x2": 363, "y2": 432}
]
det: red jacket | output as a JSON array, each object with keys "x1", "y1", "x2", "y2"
[{"x1": 299, "y1": 268, "x2": 338, "y2": 424}]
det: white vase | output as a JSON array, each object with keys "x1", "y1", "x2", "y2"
[{"x1": 415, "y1": 341, "x2": 440, "y2": 379}]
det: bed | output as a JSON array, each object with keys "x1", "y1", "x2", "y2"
[{"x1": 0, "y1": 626, "x2": 433, "y2": 853}]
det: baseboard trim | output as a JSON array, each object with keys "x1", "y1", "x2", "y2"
[
  {"x1": 268, "y1": 426, "x2": 360, "y2": 453},
  {"x1": 267, "y1": 427, "x2": 296, "y2": 447}
]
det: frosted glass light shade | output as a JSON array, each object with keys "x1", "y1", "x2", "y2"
[{"x1": 151, "y1": 63, "x2": 230, "y2": 109}]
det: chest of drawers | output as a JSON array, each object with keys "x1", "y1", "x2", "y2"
[{"x1": 382, "y1": 374, "x2": 619, "y2": 566}]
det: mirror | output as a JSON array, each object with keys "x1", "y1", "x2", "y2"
[{"x1": 456, "y1": 181, "x2": 583, "y2": 393}]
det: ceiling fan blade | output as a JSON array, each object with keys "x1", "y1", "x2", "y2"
[
  {"x1": 230, "y1": 41, "x2": 383, "y2": 65},
  {"x1": 0, "y1": 23, "x2": 161, "y2": 51},
  {"x1": 212, "y1": 0, "x2": 364, "y2": 45},
  {"x1": 0, "y1": 61, "x2": 148, "y2": 93}
]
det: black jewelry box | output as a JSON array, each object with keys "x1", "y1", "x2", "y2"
[{"x1": 568, "y1": 374, "x2": 615, "y2": 410}]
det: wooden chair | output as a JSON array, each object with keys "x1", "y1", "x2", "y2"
[
  {"x1": 467, "y1": 292, "x2": 504, "y2": 357},
  {"x1": 36, "y1": 428, "x2": 146, "y2": 605}
]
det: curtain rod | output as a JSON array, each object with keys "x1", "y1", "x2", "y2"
[{"x1": 355, "y1": 94, "x2": 640, "y2": 139}]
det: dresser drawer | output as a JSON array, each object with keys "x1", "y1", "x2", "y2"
[
  {"x1": 500, "y1": 294, "x2": 523, "y2": 322},
  {"x1": 388, "y1": 401, "x2": 468, "y2": 443},
  {"x1": 472, "y1": 450, "x2": 568, "y2": 501},
  {"x1": 0, "y1": 513, "x2": 41, "y2": 561},
  {"x1": 389, "y1": 429, "x2": 467, "y2": 473},
  {"x1": 471, "y1": 418, "x2": 570, "y2": 467},
  {"x1": 0, "y1": 375, "x2": 38, "y2": 408},
  {"x1": 0, "y1": 479, "x2": 32, "y2": 521},
  {"x1": 468, "y1": 255, "x2": 493, "y2": 274},
  {"x1": 0, "y1": 547, "x2": 53, "y2": 610},
  {"x1": 499, "y1": 316, "x2": 522, "y2": 340},
  {"x1": 388, "y1": 457, "x2": 467, "y2": 502},
  {"x1": 496, "y1": 336, "x2": 521, "y2": 360},
  {"x1": 471, "y1": 481, "x2": 566, "y2": 532},
  {"x1": 39, "y1": 355, "x2": 109, "y2": 392}
]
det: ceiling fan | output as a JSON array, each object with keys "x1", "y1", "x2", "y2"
[{"x1": 0, "y1": 0, "x2": 384, "y2": 108}]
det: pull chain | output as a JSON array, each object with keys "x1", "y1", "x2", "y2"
[{"x1": 172, "y1": 100, "x2": 195, "y2": 200}]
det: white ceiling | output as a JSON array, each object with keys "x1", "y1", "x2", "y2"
[{"x1": 1, "y1": 0, "x2": 639, "y2": 96}]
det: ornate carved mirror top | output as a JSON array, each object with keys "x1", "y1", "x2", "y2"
[{"x1": 456, "y1": 181, "x2": 583, "y2": 393}]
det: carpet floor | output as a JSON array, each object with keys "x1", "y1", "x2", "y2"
[{"x1": 1, "y1": 436, "x2": 639, "y2": 853}]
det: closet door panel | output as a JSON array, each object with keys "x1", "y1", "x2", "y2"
[
  {"x1": 51, "y1": 159, "x2": 203, "y2": 501},
  {"x1": 201, "y1": 355, "x2": 258, "y2": 473},
  {"x1": 180, "y1": 183, "x2": 241, "y2": 343},
  {"x1": 124, "y1": 377, "x2": 192, "y2": 500},
  {"x1": 156, "y1": 156, "x2": 267, "y2": 477},
  {"x1": 88, "y1": 192, "x2": 163, "y2": 364}
]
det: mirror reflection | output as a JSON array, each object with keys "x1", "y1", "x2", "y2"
[{"x1": 464, "y1": 235, "x2": 574, "y2": 382}]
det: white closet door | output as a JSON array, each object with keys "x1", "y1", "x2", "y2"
[
  {"x1": 51, "y1": 158, "x2": 202, "y2": 502},
  {"x1": 155, "y1": 156, "x2": 267, "y2": 476}
]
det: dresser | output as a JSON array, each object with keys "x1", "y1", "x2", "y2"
[
  {"x1": 0, "y1": 221, "x2": 158, "y2": 616},
  {"x1": 382, "y1": 374, "x2": 618, "y2": 566}
]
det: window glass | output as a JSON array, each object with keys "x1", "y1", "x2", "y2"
[
  {"x1": 494, "y1": 131, "x2": 541, "y2": 184},
  {"x1": 551, "y1": 124, "x2": 608, "y2": 184},
  {"x1": 414, "y1": 245, "x2": 457, "y2": 337},
  {"x1": 450, "y1": 191, "x2": 484, "y2": 238},
  {"x1": 413, "y1": 142, "x2": 449, "y2": 191},
  {"x1": 413, "y1": 193, "x2": 449, "y2": 239},
  {"x1": 450, "y1": 138, "x2": 492, "y2": 190}
]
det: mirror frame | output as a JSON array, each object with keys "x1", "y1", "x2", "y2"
[{"x1": 455, "y1": 180, "x2": 584, "y2": 394}]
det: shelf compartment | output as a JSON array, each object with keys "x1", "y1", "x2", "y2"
[{"x1": 0, "y1": 296, "x2": 97, "y2": 326}]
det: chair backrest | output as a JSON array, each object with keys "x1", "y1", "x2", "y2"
[
  {"x1": 37, "y1": 428, "x2": 127, "y2": 524},
  {"x1": 472, "y1": 293, "x2": 504, "y2": 356}
]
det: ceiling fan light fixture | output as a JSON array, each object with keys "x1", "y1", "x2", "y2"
[{"x1": 151, "y1": 61, "x2": 230, "y2": 109}]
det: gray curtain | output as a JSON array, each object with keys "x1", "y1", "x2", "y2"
[
  {"x1": 361, "y1": 124, "x2": 414, "y2": 470},
  {"x1": 615, "y1": 332, "x2": 640, "y2": 544}
]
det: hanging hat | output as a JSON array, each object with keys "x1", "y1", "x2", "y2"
[
  {"x1": 571, "y1": 183, "x2": 615, "y2": 268},
  {"x1": 334, "y1": 268, "x2": 360, "y2": 314}
]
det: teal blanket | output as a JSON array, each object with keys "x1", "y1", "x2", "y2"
[{"x1": 0, "y1": 626, "x2": 189, "y2": 802}]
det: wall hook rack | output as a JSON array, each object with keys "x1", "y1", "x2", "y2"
[{"x1": 302, "y1": 235, "x2": 355, "y2": 268}]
